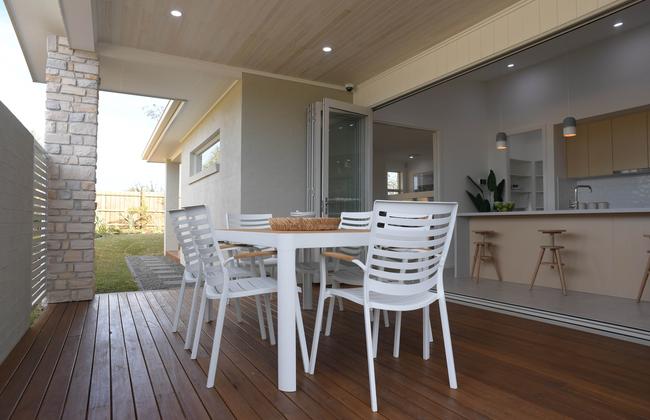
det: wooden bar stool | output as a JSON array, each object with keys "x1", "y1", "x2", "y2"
[
  {"x1": 637, "y1": 234, "x2": 650, "y2": 303},
  {"x1": 530, "y1": 229, "x2": 567, "y2": 295},
  {"x1": 471, "y1": 230, "x2": 502, "y2": 282}
]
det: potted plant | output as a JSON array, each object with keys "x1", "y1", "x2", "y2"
[{"x1": 466, "y1": 170, "x2": 509, "y2": 212}]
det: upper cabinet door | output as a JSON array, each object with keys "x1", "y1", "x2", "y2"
[
  {"x1": 587, "y1": 119, "x2": 613, "y2": 176},
  {"x1": 566, "y1": 123, "x2": 589, "y2": 178},
  {"x1": 612, "y1": 111, "x2": 649, "y2": 171}
]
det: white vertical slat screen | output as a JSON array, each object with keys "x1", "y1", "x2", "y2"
[{"x1": 31, "y1": 141, "x2": 48, "y2": 308}]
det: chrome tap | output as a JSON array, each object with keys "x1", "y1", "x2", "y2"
[{"x1": 571, "y1": 184, "x2": 592, "y2": 209}]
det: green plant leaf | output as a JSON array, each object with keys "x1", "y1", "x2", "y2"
[
  {"x1": 487, "y1": 170, "x2": 497, "y2": 192},
  {"x1": 466, "y1": 176, "x2": 483, "y2": 194},
  {"x1": 466, "y1": 191, "x2": 483, "y2": 211},
  {"x1": 495, "y1": 179, "x2": 506, "y2": 202}
]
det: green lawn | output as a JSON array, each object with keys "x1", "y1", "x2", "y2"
[{"x1": 95, "y1": 233, "x2": 163, "y2": 293}]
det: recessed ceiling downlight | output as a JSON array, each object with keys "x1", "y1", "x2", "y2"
[
  {"x1": 613, "y1": 21, "x2": 623, "y2": 28},
  {"x1": 507, "y1": 63, "x2": 515, "y2": 68},
  {"x1": 322, "y1": 46, "x2": 333, "y2": 53},
  {"x1": 170, "y1": 10, "x2": 183, "y2": 17}
]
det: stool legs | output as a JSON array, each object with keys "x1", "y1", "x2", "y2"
[
  {"x1": 530, "y1": 248, "x2": 545, "y2": 289},
  {"x1": 471, "y1": 243, "x2": 480, "y2": 281},
  {"x1": 476, "y1": 244, "x2": 483, "y2": 282},
  {"x1": 637, "y1": 255, "x2": 650, "y2": 303},
  {"x1": 491, "y1": 244, "x2": 503, "y2": 282},
  {"x1": 554, "y1": 249, "x2": 567, "y2": 296},
  {"x1": 530, "y1": 247, "x2": 567, "y2": 295},
  {"x1": 471, "y1": 241, "x2": 501, "y2": 282}
]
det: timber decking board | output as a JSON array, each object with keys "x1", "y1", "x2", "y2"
[{"x1": 0, "y1": 288, "x2": 648, "y2": 419}]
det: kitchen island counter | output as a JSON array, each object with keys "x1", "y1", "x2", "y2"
[
  {"x1": 459, "y1": 208, "x2": 650, "y2": 217},
  {"x1": 454, "y1": 209, "x2": 650, "y2": 300}
]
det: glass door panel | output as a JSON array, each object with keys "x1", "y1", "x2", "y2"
[{"x1": 321, "y1": 99, "x2": 372, "y2": 217}]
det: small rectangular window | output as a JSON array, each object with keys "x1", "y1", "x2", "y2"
[
  {"x1": 190, "y1": 131, "x2": 220, "y2": 180},
  {"x1": 386, "y1": 171, "x2": 402, "y2": 195}
]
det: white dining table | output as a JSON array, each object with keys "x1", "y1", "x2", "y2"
[{"x1": 213, "y1": 228, "x2": 369, "y2": 392}]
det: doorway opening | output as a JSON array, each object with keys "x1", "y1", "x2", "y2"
[{"x1": 373, "y1": 122, "x2": 438, "y2": 202}]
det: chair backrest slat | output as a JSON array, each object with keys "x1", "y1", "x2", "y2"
[
  {"x1": 335, "y1": 211, "x2": 373, "y2": 261},
  {"x1": 339, "y1": 211, "x2": 372, "y2": 230},
  {"x1": 226, "y1": 213, "x2": 272, "y2": 229},
  {"x1": 169, "y1": 209, "x2": 201, "y2": 275},
  {"x1": 186, "y1": 205, "x2": 230, "y2": 291},
  {"x1": 364, "y1": 201, "x2": 457, "y2": 297},
  {"x1": 290, "y1": 211, "x2": 316, "y2": 217}
]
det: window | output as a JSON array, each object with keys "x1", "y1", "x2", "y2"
[
  {"x1": 386, "y1": 171, "x2": 402, "y2": 195},
  {"x1": 190, "y1": 131, "x2": 220, "y2": 181}
]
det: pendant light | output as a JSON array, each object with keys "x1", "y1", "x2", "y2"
[
  {"x1": 562, "y1": 50, "x2": 576, "y2": 139},
  {"x1": 496, "y1": 95, "x2": 508, "y2": 150},
  {"x1": 563, "y1": 116, "x2": 577, "y2": 138}
]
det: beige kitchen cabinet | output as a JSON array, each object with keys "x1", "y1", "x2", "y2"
[
  {"x1": 612, "y1": 111, "x2": 648, "y2": 171},
  {"x1": 587, "y1": 119, "x2": 613, "y2": 176},
  {"x1": 566, "y1": 123, "x2": 589, "y2": 178}
]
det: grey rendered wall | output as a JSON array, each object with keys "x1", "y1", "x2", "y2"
[
  {"x1": 180, "y1": 82, "x2": 242, "y2": 228},
  {"x1": 374, "y1": 79, "x2": 490, "y2": 212},
  {"x1": 240, "y1": 73, "x2": 350, "y2": 215},
  {"x1": 0, "y1": 102, "x2": 34, "y2": 363}
]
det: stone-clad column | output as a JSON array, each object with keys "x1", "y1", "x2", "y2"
[{"x1": 44, "y1": 35, "x2": 98, "y2": 303}]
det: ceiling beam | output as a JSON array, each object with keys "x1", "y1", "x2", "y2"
[{"x1": 59, "y1": 0, "x2": 96, "y2": 51}]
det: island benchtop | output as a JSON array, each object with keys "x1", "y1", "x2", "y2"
[{"x1": 458, "y1": 208, "x2": 650, "y2": 217}]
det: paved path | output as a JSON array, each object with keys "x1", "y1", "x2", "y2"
[{"x1": 125, "y1": 255, "x2": 184, "y2": 290}]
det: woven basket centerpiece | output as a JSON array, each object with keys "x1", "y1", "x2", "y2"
[{"x1": 270, "y1": 217, "x2": 340, "y2": 231}]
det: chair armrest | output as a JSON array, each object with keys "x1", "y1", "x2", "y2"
[
  {"x1": 322, "y1": 251, "x2": 366, "y2": 271},
  {"x1": 233, "y1": 250, "x2": 277, "y2": 260},
  {"x1": 322, "y1": 251, "x2": 355, "y2": 262}
]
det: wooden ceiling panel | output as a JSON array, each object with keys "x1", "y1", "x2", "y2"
[{"x1": 95, "y1": 0, "x2": 519, "y2": 84}]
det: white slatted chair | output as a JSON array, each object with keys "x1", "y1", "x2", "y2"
[
  {"x1": 190, "y1": 207, "x2": 278, "y2": 338},
  {"x1": 289, "y1": 210, "x2": 316, "y2": 217},
  {"x1": 169, "y1": 209, "x2": 203, "y2": 350},
  {"x1": 226, "y1": 212, "x2": 278, "y2": 272},
  {"x1": 189, "y1": 205, "x2": 309, "y2": 387},
  {"x1": 296, "y1": 211, "x2": 371, "y2": 287},
  {"x1": 321, "y1": 212, "x2": 395, "y2": 334},
  {"x1": 309, "y1": 201, "x2": 459, "y2": 412},
  {"x1": 225, "y1": 212, "x2": 278, "y2": 318}
]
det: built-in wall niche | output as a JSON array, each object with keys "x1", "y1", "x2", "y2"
[{"x1": 506, "y1": 129, "x2": 544, "y2": 211}]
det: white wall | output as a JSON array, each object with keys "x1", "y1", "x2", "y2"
[
  {"x1": 240, "y1": 73, "x2": 350, "y2": 215},
  {"x1": 354, "y1": 0, "x2": 623, "y2": 107},
  {"x1": 180, "y1": 82, "x2": 242, "y2": 228},
  {"x1": 0, "y1": 102, "x2": 34, "y2": 363},
  {"x1": 375, "y1": 80, "x2": 490, "y2": 212}
]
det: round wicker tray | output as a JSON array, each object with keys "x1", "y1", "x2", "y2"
[{"x1": 270, "y1": 217, "x2": 340, "y2": 231}]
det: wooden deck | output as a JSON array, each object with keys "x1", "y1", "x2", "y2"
[{"x1": 0, "y1": 288, "x2": 649, "y2": 419}]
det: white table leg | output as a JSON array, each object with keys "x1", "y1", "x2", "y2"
[
  {"x1": 302, "y1": 249, "x2": 314, "y2": 310},
  {"x1": 276, "y1": 241, "x2": 297, "y2": 392}
]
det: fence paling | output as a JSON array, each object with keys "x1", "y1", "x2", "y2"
[{"x1": 95, "y1": 191, "x2": 165, "y2": 230}]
